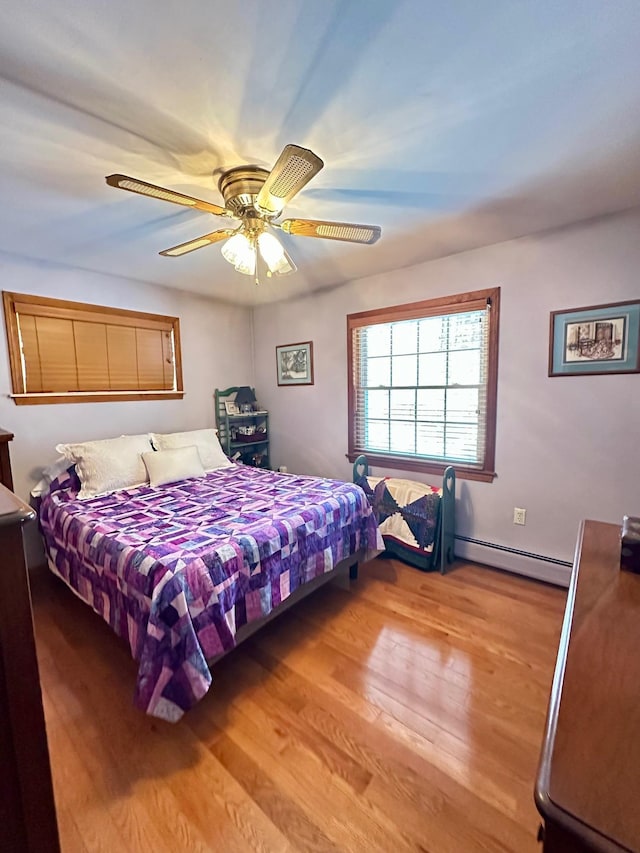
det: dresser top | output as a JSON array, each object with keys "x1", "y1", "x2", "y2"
[
  {"x1": 537, "y1": 519, "x2": 640, "y2": 852},
  {"x1": 0, "y1": 484, "x2": 34, "y2": 526}
]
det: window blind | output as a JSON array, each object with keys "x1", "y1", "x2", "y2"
[
  {"x1": 348, "y1": 288, "x2": 499, "y2": 480},
  {"x1": 3, "y1": 292, "x2": 183, "y2": 404}
]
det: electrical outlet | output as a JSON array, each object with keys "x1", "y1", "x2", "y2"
[{"x1": 513, "y1": 507, "x2": 526, "y2": 526}]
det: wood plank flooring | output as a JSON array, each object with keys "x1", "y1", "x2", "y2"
[{"x1": 31, "y1": 557, "x2": 566, "y2": 852}]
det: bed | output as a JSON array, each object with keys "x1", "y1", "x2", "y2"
[
  {"x1": 39, "y1": 462, "x2": 382, "y2": 721},
  {"x1": 352, "y1": 454, "x2": 455, "y2": 573}
]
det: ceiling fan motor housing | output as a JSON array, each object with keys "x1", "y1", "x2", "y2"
[{"x1": 217, "y1": 166, "x2": 270, "y2": 218}]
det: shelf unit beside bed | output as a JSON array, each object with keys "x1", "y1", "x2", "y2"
[{"x1": 215, "y1": 386, "x2": 270, "y2": 469}]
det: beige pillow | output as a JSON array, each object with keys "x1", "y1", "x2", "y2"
[
  {"x1": 142, "y1": 446, "x2": 205, "y2": 487},
  {"x1": 150, "y1": 428, "x2": 230, "y2": 471},
  {"x1": 56, "y1": 434, "x2": 151, "y2": 499}
]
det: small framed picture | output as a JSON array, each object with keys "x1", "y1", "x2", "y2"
[
  {"x1": 549, "y1": 300, "x2": 640, "y2": 377},
  {"x1": 276, "y1": 341, "x2": 314, "y2": 386},
  {"x1": 224, "y1": 400, "x2": 240, "y2": 415}
]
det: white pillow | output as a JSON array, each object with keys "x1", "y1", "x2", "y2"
[
  {"x1": 56, "y1": 434, "x2": 151, "y2": 499},
  {"x1": 30, "y1": 456, "x2": 74, "y2": 499},
  {"x1": 150, "y1": 428, "x2": 230, "y2": 471},
  {"x1": 42, "y1": 456, "x2": 72, "y2": 485},
  {"x1": 142, "y1": 446, "x2": 205, "y2": 487}
]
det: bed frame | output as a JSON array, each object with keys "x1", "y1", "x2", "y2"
[
  {"x1": 208, "y1": 550, "x2": 363, "y2": 666},
  {"x1": 352, "y1": 454, "x2": 456, "y2": 573}
]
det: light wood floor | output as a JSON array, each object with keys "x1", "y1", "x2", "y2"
[{"x1": 32, "y1": 557, "x2": 566, "y2": 853}]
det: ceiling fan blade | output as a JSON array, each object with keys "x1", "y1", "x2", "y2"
[
  {"x1": 280, "y1": 218, "x2": 381, "y2": 245},
  {"x1": 159, "y1": 229, "x2": 236, "y2": 257},
  {"x1": 106, "y1": 174, "x2": 232, "y2": 217},
  {"x1": 255, "y1": 145, "x2": 324, "y2": 216}
]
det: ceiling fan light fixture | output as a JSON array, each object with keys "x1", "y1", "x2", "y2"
[
  {"x1": 221, "y1": 233, "x2": 256, "y2": 276},
  {"x1": 257, "y1": 232, "x2": 296, "y2": 276},
  {"x1": 105, "y1": 144, "x2": 381, "y2": 281}
]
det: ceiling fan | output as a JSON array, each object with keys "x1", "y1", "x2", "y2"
[{"x1": 106, "y1": 144, "x2": 381, "y2": 284}]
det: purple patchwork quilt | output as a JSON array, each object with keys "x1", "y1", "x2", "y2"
[{"x1": 39, "y1": 465, "x2": 382, "y2": 721}]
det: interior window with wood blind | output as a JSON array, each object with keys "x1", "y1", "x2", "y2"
[
  {"x1": 347, "y1": 287, "x2": 500, "y2": 482},
  {"x1": 3, "y1": 291, "x2": 184, "y2": 405}
]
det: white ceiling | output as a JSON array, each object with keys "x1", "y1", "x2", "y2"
[{"x1": 1, "y1": 0, "x2": 640, "y2": 307}]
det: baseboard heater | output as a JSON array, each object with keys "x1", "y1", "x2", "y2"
[{"x1": 454, "y1": 534, "x2": 572, "y2": 586}]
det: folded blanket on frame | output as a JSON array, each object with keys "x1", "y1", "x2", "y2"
[
  {"x1": 356, "y1": 477, "x2": 442, "y2": 554},
  {"x1": 354, "y1": 474, "x2": 443, "y2": 570}
]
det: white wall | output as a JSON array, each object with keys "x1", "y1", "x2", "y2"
[
  {"x1": 0, "y1": 255, "x2": 253, "y2": 563},
  {"x1": 252, "y1": 209, "x2": 640, "y2": 584}
]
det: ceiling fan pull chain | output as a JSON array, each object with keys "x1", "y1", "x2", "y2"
[{"x1": 253, "y1": 235, "x2": 260, "y2": 286}]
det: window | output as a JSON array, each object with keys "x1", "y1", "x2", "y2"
[
  {"x1": 347, "y1": 288, "x2": 499, "y2": 482},
  {"x1": 3, "y1": 291, "x2": 184, "y2": 405}
]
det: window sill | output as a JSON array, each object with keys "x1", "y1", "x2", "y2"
[
  {"x1": 346, "y1": 451, "x2": 496, "y2": 483},
  {"x1": 10, "y1": 391, "x2": 185, "y2": 406}
]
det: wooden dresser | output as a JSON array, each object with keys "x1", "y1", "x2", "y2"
[
  {"x1": 536, "y1": 520, "x2": 640, "y2": 852},
  {"x1": 0, "y1": 432, "x2": 60, "y2": 852},
  {"x1": 0, "y1": 428, "x2": 15, "y2": 490}
]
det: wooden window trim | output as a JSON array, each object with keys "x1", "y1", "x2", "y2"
[
  {"x1": 12, "y1": 302, "x2": 173, "y2": 332},
  {"x1": 10, "y1": 391, "x2": 185, "y2": 406},
  {"x1": 346, "y1": 287, "x2": 500, "y2": 483},
  {"x1": 3, "y1": 291, "x2": 184, "y2": 405}
]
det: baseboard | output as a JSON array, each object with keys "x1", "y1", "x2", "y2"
[{"x1": 455, "y1": 537, "x2": 572, "y2": 587}]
